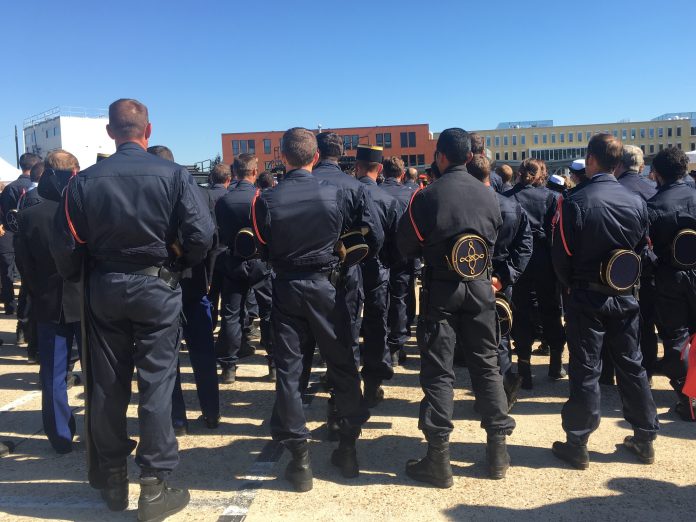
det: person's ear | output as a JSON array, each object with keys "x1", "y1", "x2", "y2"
[
  {"x1": 313, "y1": 150, "x2": 320, "y2": 166},
  {"x1": 106, "y1": 124, "x2": 115, "y2": 140},
  {"x1": 144, "y1": 123, "x2": 152, "y2": 140},
  {"x1": 377, "y1": 164, "x2": 383, "y2": 175},
  {"x1": 465, "y1": 151, "x2": 473, "y2": 164}
]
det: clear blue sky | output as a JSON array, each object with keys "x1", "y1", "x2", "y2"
[{"x1": 1, "y1": 0, "x2": 694, "y2": 166}]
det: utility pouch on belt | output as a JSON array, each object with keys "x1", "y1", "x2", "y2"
[
  {"x1": 234, "y1": 227, "x2": 258, "y2": 259},
  {"x1": 495, "y1": 293, "x2": 513, "y2": 337},
  {"x1": 335, "y1": 226, "x2": 370, "y2": 267},
  {"x1": 599, "y1": 249, "x2": 641, "y2": 291},
  {"x1": 671, "y1": 229, "x2": 696, "y2": 269},
  {"x1": 449, "y1": 234, "x2": 491, "y2": 280}
]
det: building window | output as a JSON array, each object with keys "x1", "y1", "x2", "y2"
[
  {"x1": 691, "y1": 143, "x2": 695, "y2": 151},
  {"x1": 486, "y1": 136, "x2": 491, "y2": 147},
  {"x1": 630, "y1": 128, "x2": 636, "y2": 140},
  {"x1": 512, "y1": 151, "x2": 517, "y2": 160},
  {"x1": 560, "y1": 133, "x2": 565, "y2": 143},
  {"x1": 676, "y1": 127, "x2": 682, "y2": 137},
  {"x1": 247, "y1": 140, "x2": 255, "y2": 153},
  {"x1": 533, "y1": 134, "x2": 539, "y2": 145},
  {"x1": 512, "y1": 135, "x2": 517, "y2": 146},
  {"x1": 659, "y1": 144, "x2": 664, "y2": 151},
  {"x1": 352, "y1": 135, "x2": 359, "y2": 149},
  {"x1": 376, "y1": 133, "x2": 383, "y2": 146},
  {"x1": 45, "y1": 130, "x2": 49, "y2": 138},
  {"x1": 409, "y1": 154, "x2": 417, "y2": 166},
  {"x1": 504, "y1": 152, "x2": 509, "y2": 160},
  {"x1": 384, "y1": 133, "x2": 392, "y2": 148},
  {"x1": 658, "y1": 128, "x2": 664, "y2": 138},
  {"x1": 612, "y1": 129, "x2": 618, "y2": 138},
  {"x1": 667, "y1": 127, "x2": 673, "y2": 138},
  {"x1": 495, "y1": 152, "x2": 500, "y2": 160},
  {"x1": 542, "y1": 134, "x2": 547, "y2": 144},
  {"x1": 620, "y1": 129, "x2": 626, "y2": 140},
  {"x1": 344, "y1": 136, "x2": 351, "y2": 150},
  {"x1": 264, "y1": 161, "x2": 273, "y2": 170},
  {"x1": 409, "y1": 132, "x2": 416, "y2": 147},
  {"x1": 401, "y1": 155, "x2": 408, "y2": 165},
  {"x1": 677, "y1": 143, "x2": 682, "y2": 149},
  {"x1": 586, "y1": 131, "x2": 591, "y2": 141},
  {"x1": 232, "y1": 140, "x2": 239, "y2": 155},
  {"x1": 691, "y1": 127, "x2": 696, "y2": 136},
  {"x1": 417, "y1": 154, "x2": 425, "y2": 165},
  {"x1": 551, "y1": 134, "x2": 556, "y2": 144},
  {"x1": 495, "y1": 136, "x2": 500, "y2": 147},
  {"x1": 263, "y1": 139, "x2": 271, "y2": 154},
  {"x1": 640, "y1": 128, "x2": 646, "y2": 139},
  {"x1": 650, "y1": 144, "x2": 655, "y2": 154},
  {"x1": 568, "y1": 132, "x2": 574, "y2": 143},
  {"x1": 400, "y1": 131, "x2": 416, "y2": 148},
  {"x1": 521, "y1": 135, "x2": 526, "y2": 145},
  {"x1": 521, "y1": 151, "x2": 526, "y2": 160},
  {"x1": 640, "y1": 145, "x2": 645, "y2": 153},
  {"x1": 400, "y1": 132, "x2": 408, "y2": 148},
  {"x1": 503, "y1": 136, "x2": 509, "y2": 146},
  {"x1": 649, "y1": 128, "x2": 655, "y2": 139}
]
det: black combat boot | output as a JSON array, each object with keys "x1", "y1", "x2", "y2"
[
  {"x1": 503, "y1": 373, "x2": 522, "y2": 413},
  {"x1": 364, "y1": 381, "x2": 385, "y2": 408},
  {"x1": 284, "y1": 441, "x2": 313, "y2": 492},
  {"x1": 486, "y1": 433, "x2": 510, "y2": 479},
  {"x1": 220, "y1": 367, "x2": 236, "y2": 384},
  {"x1": 670, "y1": 379, "x2": 696, "y2": 422},
  {"x1": 330, "y1": 433, "x2": 360, "y2": 478},
  {"x1": 518, "y1": 361, "x2": 533, "y2": 390},
  {"x1": 405, "y1": 442, "x2": 453, "y2": 489},
  {"x1": 137, "y1": 476, "x2": 189, "y2": 522},
  {"x1": 623, "y1": 436, "x2": 655, "y2": 464},
  {"x1": 100, "y1": 466, "x2": 129, "y2": 511},
  {"x1": 326, "y1": 399, "x2": 340, "y2": 441},
  {"x1": 552, "y1": 440, "x2": 589, "y2": 470},
  {"x1": 548, "y1": 350, "x2": 567, "y2": 380},
  {"x1": 267, "y1": 362, "x2": 276, "y2": 382}
]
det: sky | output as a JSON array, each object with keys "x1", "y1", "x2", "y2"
[{"x1": 1, "y1": 0, "x2": 695, "y2": 166}]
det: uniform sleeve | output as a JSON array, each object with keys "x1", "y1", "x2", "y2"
[
  {"x1": 175, "y1": 169, "x2": 214, "y2": 268},
  {"x1": 0, "y1": 186, "x2": 17, "y2": 226},
  {"x1": 397, "y1": 189, "x2": 425, "y2": 259},
  {"x1": 49, "y1": 179, "x2": 86, "y2": 282},
  {"x1": 382, "y1": 199, "x2": 403, "y2": 267},
  {"x1": 551, "y1": 197, "x2": 580, "y2": 289},
  {"x1": 14, "y1": 215, "x2": 37, "y2": 295},
  {"x1": 496, "y1": 208, "x2": 533, "y2": 288},
  {"x1": 358, "y1": 187, "x2": 384, "y2": 258}
]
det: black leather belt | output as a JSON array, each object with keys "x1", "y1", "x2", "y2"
[
  {"x1": 428, "y1": 268, "x2": 490, "y2": 282},
  {"x1": 95, "y1": 261, "x2": 161, "y2": 276},
  {"x1": 571, "y1": 280, "x2": 635, "y2": 296},
  {"x1": 275, "y1": 271, "x2": 331, "y2": 281}
]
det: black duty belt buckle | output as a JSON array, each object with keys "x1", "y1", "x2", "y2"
[
  {"x1": 159, "y1": 266, "x2": 182, "y2": 290},
  {"x1": 672, "y1": 228, "x2": 696, "y2": 269},
  {"x1": 450, "y1": 234, "x2": 490, "y2": 280},
  {"x1": 600, "y1": 249, "x2": 641, "y2": 292}
]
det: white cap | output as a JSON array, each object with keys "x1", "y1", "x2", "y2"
[
  {"x1": 569, "y1": 159, "x2": 585, "y2": 172},
  {"x1": 549, "y1": 174, "x2": 566, "y2": 186}
]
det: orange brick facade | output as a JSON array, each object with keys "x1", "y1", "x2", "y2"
[{"x1": 221, "y1": 124, "x2": 437, "y2": 172}]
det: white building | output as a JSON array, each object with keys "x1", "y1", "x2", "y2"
[{"x1": 23, "y1": 107, "x2": 115, "y2": 170}]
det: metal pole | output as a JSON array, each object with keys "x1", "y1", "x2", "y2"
[{"x1": 14, "y1": 126, "x2": 19, "y2": 168}]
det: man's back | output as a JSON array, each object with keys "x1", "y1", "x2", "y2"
[
  {"x1": 648, "y1": 180, "x2": 696, "y2": 264},
  {"x1": 617, "y1": 170, "x2": 657, "y2": 202},
  {"x1": 379, "y1": 178, "x2": 413, "y2": 213},
  {"x1": 215, "y1": 180, "x2": 256, "y2": 249}
]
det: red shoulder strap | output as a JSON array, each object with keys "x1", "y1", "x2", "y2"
[
  {"x1": 65, "y1": 174, "x2": 86, "y2": 245},
  {"x1": 408, "y1": 187, "x2": 424, "y2": 243},
  {"x1": 553, "y1": 196, "x2": 572, "y2": 257},
  {"x1": 17, "y1": 188, "x2": 26, "y2": 209},
  {"x1": 251, "y1": 189, "x2": 266, "y2": 245}
]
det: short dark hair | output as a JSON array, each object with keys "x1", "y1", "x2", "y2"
[
  {"x1": 233, "y1": 153, "x2": 258, "y2": 179},
  {"x1": 257, "y1": 171, "x2": 275, "y2": 189},
  {"x1": 652, "y1": 147, "x2": 689, "y2": 183},
  {"x1": 19, "y1": 152, "x2": 41, "y2": 172},
  {"x1": 436, "y1": 128, "x2": 471, "y2": 165},
  {"x1": 495, "y1": 164, "x2": 513, "y2": 183},
  {"x1": 467, "y1": 154, "x2": 491, "y2": 182},
  {"x1": 316, "y1": 131, "x2": 343, "y2": 159},
  {"x1": 587, "y1": 133, "x2": 622, "y2": 172},
  {"x1": 147, "y1": 145, "x2": 174, "y2": 161},
  {"x1": 210, "y1": 163, "x2": 231, "y2": 184},
  {"x1": 382, "y1": 156, "x2": 405, "y2": 178},
  {"x1": 469, "y1": 133, "x2": 485, "y2": 155},
  {"x1": 281, "y1": 127, "x2": 317, "y2": 168},
  {"x1": 355, "y1": 160, "x2": 381, "y2": 174},
  {"x1": 108, "y1": 98, "x2": 149, "y2": 139},
  {"x1": 29, "y1": 161, "x2": 45, "y2": 182}
]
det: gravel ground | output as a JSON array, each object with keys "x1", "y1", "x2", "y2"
[{"x1": 0, "y1": 310, "x2": 693, "y2": 522}]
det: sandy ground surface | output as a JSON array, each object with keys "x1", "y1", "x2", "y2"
[{"x1": 0, "y1": 305, "x2": 694, "y2": 522}]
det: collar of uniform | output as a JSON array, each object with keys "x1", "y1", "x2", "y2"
[
  {"x1": 285, "y1": 168, "x2": 312, "y2": 179},
  {"x1": 657, "y1": 179, "x2": 687, "y2": 191},
  {"x1": 441, "y1": 164, "x2": 469, "y2": 177},
  {"x1": 358, "y1": 176, "x2": 377, "y2": 186},
  {"x1": 235, "y1": 179, "x2": 255, "y2": 189},
  {"x1": 591, "y1": 172, "x2": 616, "y2": 182},
  {"x1": 616, "y1": 169, "x2": 641, "y2": 180},
  {"x1": 315, "y1": 160, "x2": 340, "y2": 169},
  {"x1": 382, "y1": 177, "x2": 400, "y2": 186},
  {"x1": 117, "y1": 142, "x2": 146, "y2": 152}
]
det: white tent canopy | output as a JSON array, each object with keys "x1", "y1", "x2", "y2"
[{"x1": 0, "y1": 156, "x2": 20, "y2": 184}]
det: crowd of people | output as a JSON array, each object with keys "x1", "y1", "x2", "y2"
[{"x1": 0, "y1": 98, "x2": 694, "y2": 521}]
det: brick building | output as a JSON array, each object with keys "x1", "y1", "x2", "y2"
[{"x1": 221, "y1": 124, "x2": 436, "y2": 172}]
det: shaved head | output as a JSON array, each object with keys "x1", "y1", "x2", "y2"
[
  {"x1": 108, "y1": 98, "x2": 149, "y2": 140},
  {"x1": 45, "y1": 149, "x2": 80, "y2": 171}
]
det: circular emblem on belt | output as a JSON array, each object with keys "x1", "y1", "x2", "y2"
[
  {"x1": 336, "y1": 229, "x2": 369, "y2": 267},
  {"x1": 5, "y1": 209, "x2": 19, "y2": 233},
  {"x1": 495, "y1": 295, "x2": 513, "y2": 337},
  {"x1": 672, "y1": 228, "x2": 696, "y2": 269},
  {"x1": 450, "y1": 234, "x2": 489, "y2": 280},
  {"x1": 600, "y1": 249, "x2": 641, "y2": 291},
  {"x1": 234, "y1": 227, "x2": 257, "y2": 259}
]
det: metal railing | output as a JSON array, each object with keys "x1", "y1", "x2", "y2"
[{"x1": 23, "y1": 106, "x2": 108, "y2": 129}]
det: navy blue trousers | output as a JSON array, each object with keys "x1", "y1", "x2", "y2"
[
  {"x1": 360, "y1": 259, "x2": 394, "y2": 385},
  {"x1": 172, "y1": 295, "x2": 220, "y2": 428},
  {"x1": 387, "y1": 261, "x2": 411, "y2": 352},
  {"x1": 38, "y1": 322, "x2": 80, "y2": 453},
  {"x1": 562, "y1": 290, "x2": 659, "y2": 444}
]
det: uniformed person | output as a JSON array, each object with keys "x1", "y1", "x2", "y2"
[
  {"x1": 206, "y1": 163, "x2": 232, "y2": 327},
  {"x1": 504, "y1": 158, "x2": 566, "y2": 388},
  {"x1": 214, "y1": 153, "x2": 274, "y2": 382},
  {"x1": 379, "y1": 156, "x2": 415, "y2": 365},
  {"x1": 253, "y1": 128, "x2": 381, "y2": 491},
  {"x1": 470, "y1": 133, "x2": 502, "y2": 193},
  {"x1": 398, "y1": 128, "x2": 515, "y2": 487},
  {"x1": 646, "y1": 147, "x2": 696, "y2": 421},
  {"x1": 403, "y1": 167, "x2": 419, "y2": 191},
  {"x1": 355, "y1": 145, "x2": 401, "y2": 406},
  {"x1": 50, "y1": 99, "x2": 213, "y2": 520},
  {"x1": 467, "y1": 155, "x2": 533, "y2": 411},
  {"x1": 14, "y1": 150, "x2": 82, "y2": 454},
  {"x1": 147, "y1": 145, "x2": 220, "y2": 436},
  {"x1": 551, "y1": 133, "x2": 659, "y2": 469}
]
